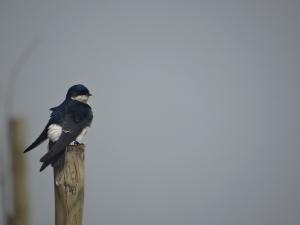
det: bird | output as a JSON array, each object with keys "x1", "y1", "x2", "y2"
[{"x1": 24, "y1": 84, "x2": 93, "y2": 171}]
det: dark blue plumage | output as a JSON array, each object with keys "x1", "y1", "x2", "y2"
[{"x1": 24, "y1": 84, "x2": 93, "y2": 171}]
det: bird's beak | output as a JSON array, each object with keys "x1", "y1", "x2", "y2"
[{"x1": 88, "y1": 93, "x2": 92, "y2": 96}]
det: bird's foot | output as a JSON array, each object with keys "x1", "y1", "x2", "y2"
[
  {"x1": 69, "y1": 141, "x2": 82, "y2": 146},
  {"x1": 74, "y1": 141, "x2": 81, "y2": 146}
]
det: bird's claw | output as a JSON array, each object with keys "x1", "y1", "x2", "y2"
[{"x1": 74, "y1": 141, "x2": 80, "y2": 146}]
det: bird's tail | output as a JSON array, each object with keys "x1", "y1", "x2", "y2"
[
  {"x1": 39, "y1": 161, "x2": 50, "y2": 172},
  {"x1": 39, "y1": 150, "x2": 64, "y2": 171},
  {"x1": 24, "y1": 127, "x2": 48, "y2": 153}
]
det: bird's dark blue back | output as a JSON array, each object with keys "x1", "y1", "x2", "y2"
[{"x1": 49, "y1": 99, "x2": 93, "y2": 126}]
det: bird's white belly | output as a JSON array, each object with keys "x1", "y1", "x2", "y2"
[
  {"x1": 48, "y1": 124, "x2": 88, "y2": 143},
  {"x1": 75, "y1": 127, "x2": 88, "y2": 142},
  {"x1": 47, "y1": 124, "x2": 62, "y2": 142}
]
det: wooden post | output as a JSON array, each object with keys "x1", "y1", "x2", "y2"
[
  {"x1": 54, "y1": 144, "x2": 85, "y2": 225},
  {"x1": 8, "y1": 118, "x2": 30, "y2": 225}
]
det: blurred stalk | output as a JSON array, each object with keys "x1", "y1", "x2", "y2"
[
  {"x1": 1, "y1": 36, "x2": 41, "y2": 225},
  {"x1": 7, "y1": 118, "x2": 30, "y2": 225}
]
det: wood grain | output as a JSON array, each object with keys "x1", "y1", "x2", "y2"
[{"x1": 54, "y1": 144, "x2": 85, "y2": 225}]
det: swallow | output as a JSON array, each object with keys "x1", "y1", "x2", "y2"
[{"x1": 24, "y1": 84, "x2": 93, "y2": 171}]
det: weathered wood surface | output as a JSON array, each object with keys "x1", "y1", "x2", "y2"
[
  {"x1": 8, "y1": 118, "x2": 30, "y2": 225},
  {"x1": 54, "y1": 144, "x2": 85, "y2": 225}
]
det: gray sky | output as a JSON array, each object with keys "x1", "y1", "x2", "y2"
[{"x1": 0, "y1": 1, "x2": 300, "y2": 225}]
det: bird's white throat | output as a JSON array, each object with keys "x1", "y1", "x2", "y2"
[{"x1": 71, "y1": 95, "x2": 89, "y2": 103}]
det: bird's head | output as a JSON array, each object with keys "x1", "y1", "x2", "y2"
[{"x1": 66, "y1": 84, "x2": 92, "y2": 103}]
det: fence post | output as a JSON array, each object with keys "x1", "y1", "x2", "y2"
[{"x1": 54, "y1": 144, "x2": 85, "y2": 225}]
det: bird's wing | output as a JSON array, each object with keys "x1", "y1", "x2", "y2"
[
  {"x1": 39, "y1": 110, "x2": 92, "y2": 171},
  {"x1": 24, "y1": 126, "x2": 48, "y2": 153},
  {"x1": 24, "y1": 102, "x2": 66, "y2": 153}
]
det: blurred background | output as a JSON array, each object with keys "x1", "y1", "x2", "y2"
[{"x1": 0, "y1": 0, "x2": 299, "y2": 225}]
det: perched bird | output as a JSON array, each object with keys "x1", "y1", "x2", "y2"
[{"x1": 24, "y1": 84, "x2": 93, "y2": 171}]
